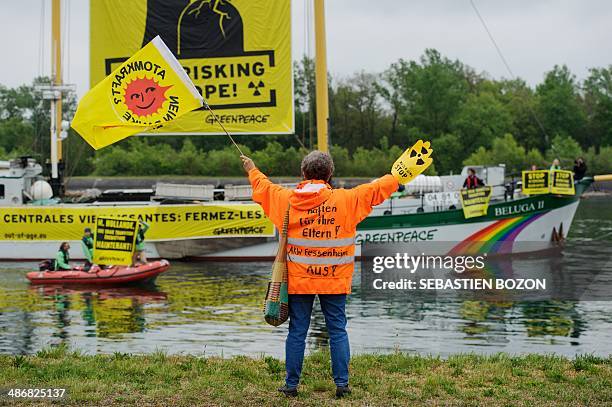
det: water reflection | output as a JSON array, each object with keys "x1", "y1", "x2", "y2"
[
  {"x1": 29, "y1": 286, "x2": 167, "y2": 339},
  {"x1": 0, "y1": 197, "x2": 610, "y2": 357}
]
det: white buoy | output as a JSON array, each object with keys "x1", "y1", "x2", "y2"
[{"x1": 30, "y1": 180, "x2": 54, "y2": 200}]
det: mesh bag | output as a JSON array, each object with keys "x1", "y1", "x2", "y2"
[{"x1": 264, "y1": 204, "x2": 290, "y2": 326}]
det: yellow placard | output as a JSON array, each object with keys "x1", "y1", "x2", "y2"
[
  {"x1": 550, "y1": 170, "x2": 575, "y2": 195},
  {"x1": 93, "y1": 217, "x2": 139, "y2": 265},
  {"x1": 0, "y1": 204, "x2": 274, "y2": 241},
  {"x1": 522, "y1": 170, "x2": 575, "y2": 195},
  {"x1": 522, "y1": 170, "x2": 550, "y2": 195},
  {"x1": 90, "y1": 0, "x2": 293, "y2": 135},
  {"x1": 460, "y1": 187, "x2": 492, "y2": 219}
]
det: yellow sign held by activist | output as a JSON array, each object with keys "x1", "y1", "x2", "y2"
[
  {"x1": 391, "y1": 140, "x2": 434, "y2": 184},
  {"x1": 522, "y1": 170, "x2": 550, "y2": 195},
  {"x1": 460, "y1": 187, "x2": 492, "y2": 219},
  {"x1": 522, "y1": 170, "x2": 575, "y2": 195},
  {"x1": 550, "y1": 170, "x2": 575, "y2": 195},
  {"x1": 72, "y1": 36, "x2": 203, "y2": 149},
  {"x1": 93, "y1": 217, "x2": 139, "y2": 266}
]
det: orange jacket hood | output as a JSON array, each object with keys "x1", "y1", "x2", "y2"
[{"x1": 289, "y1": 180, "x2": 332, "y2": 211}]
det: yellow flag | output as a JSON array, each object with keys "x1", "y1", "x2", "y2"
[{"x1": 72, "y1": 36, "x2": 203, "y2": 149}]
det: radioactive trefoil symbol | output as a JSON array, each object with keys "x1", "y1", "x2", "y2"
[
  {"x1": 248, "y1": 81, "x2": 265, "y2": 96},
  {"x1": 411, "y1": 145, "x2": 429, "y2": 166}
]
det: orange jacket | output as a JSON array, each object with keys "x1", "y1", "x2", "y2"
[{"x1": 249, "y1": 168, "x2": 398, "y2": 294}]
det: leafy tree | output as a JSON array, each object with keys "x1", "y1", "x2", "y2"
[
  {"x1": 584, "y1": 146, "x2": 612, "y2": 174},
  {"x1": 451, "y1": 92, "x2": 514, "y2": 151},
  {"x1": 329, "y1": 72, "x2": 389, "y2": 151},
  {"x1": 536, "y1": 65, "x2": 586, "y2": 145},
  {"x1": 329, "y1": 145, "x2": 351, "y2": 177},
  {"x1": 583, "y1": 66, "x2": 612, "y2": 148},
  {"x1": 546, "y1": 134, "x2": 583, "y2": 168},
  {"x1": 92, "y1": 144, "x2": 134, "y2": 176},
  {"x1": 525, "y1": 148, "x2": 546, "y2": 170},
  {"x1": 463, "y1": 134, "x2": 529, "y2": 175},
  {"x1": 205, "y1": 146, "x2": 250, "y2": 176},
  {"x1": 496, "y1": 78, "x2": 545, "y2": 150},
  {"x1": 293, "y1": 56, "x2": 316, "y2": 149},
  {"x1": 3, "y1": 50, "x2": 612, "y2": 179},
  {"x1": 175, "y1": 139, "x2": 206, "y2": 175},
  {"x1": 252, "y1": 142, "x2": 303, "y2": 176},
  {"x1": 431, "y1": 133, "x2": 463, "y2": 174},
  {"x1": 382, "y1": 49, "x2": 469, "y2": 137}
]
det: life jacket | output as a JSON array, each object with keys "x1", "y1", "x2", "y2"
[
  {"x1": 249, "y1": 169, "x2": 398, "y2": 294},
  {"x1": 82, "y1": 236, "x2": 93, "y2": 249},
  {"x1": 136, "y1": 228, "x2": 145, "y2": 245},
  {"x1": 54, "y1": 249, "x2": 70, "y2": 270},
  {"x1": 465, "y1": 175, "x2": 481, "y2": 189}
]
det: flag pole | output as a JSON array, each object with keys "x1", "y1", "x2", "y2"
[{"x1": 203, "y1": 100, "x2": 244, "y2": 156}]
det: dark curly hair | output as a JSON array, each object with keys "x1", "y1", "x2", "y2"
[{"x1": 301, "y1": 151, "x2": 335, "y2": 181}]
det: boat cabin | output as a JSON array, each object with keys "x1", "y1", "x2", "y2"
[{"x1": 0, "y1": 157, "x2": 45, "y2": 206}]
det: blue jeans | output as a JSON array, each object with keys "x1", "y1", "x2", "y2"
[{"x1": 285, "y1": 294, "x2": 350, "y2": 388}]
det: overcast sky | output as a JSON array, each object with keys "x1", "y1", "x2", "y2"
[{"x1": 1, "y1": 0, "x2": 611, "y2": 97}]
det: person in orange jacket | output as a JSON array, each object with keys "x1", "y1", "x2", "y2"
[{"x1": 241, "y1": 149, "x2": 426, "y2": 398}]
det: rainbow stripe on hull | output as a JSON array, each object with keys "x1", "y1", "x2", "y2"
[{"x1": 449, "y1": 212, "x2": 546, "y2": 255}]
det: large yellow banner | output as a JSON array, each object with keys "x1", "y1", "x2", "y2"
[
  {"x1": 0, "y1": 204, "x2": 274, "y2": 241},
  {"x1": 90, "y1": 0, "x2": 293, "y2": 135}
]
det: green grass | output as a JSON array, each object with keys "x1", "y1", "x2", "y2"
[{"x1": 0, "y1": 346, "x2": 610, "y2": 406}]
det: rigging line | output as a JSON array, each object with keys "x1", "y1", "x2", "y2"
[
  {"x1": 202, "y1": 100, "x2": 244, "y2": 155},
  {"x1": 63, "y1": 133, "x2": 89, "y2": 185},
  {"x1": 469, "y1": 0, "x2": 550, "y2": 142},
  {"x1": 294, "y1": 133, "x2": 307, "y2": 150}
]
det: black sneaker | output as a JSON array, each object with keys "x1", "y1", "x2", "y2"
[
  {"x1": 336, "y1": 385, "x2": 352, "y2": 398},
  {"x1": 277, "y1": 384, "x2": 298, "y2": 397}
]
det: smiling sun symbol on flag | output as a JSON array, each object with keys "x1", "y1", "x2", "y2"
[{"x1": 123, "y1": 77, "x2": 172, "y2": 117}]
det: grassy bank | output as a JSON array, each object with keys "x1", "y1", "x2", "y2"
[{"x1": 1, "y1": 347, "x2": 610, "y2": 406}]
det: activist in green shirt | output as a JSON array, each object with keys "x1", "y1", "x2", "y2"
[
  {"x1": 81, "y1": 227, "x2": 94, "y2": 271},
  {"x1": 54, "y1": 242, "x2": 71, "y2": 271},
  {"x1": 132, "y1": 220, "x2": 150, "y2": 265},
  {"x1": 550, "y1": 158, "x2": 561, "y2": 171}
]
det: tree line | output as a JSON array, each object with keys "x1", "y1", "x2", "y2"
[{"x1": 0, "y1": 49, "x2": 611, "y2": 178}]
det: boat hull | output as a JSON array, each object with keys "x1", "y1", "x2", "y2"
[
  {"x1": 26, "y1": 260, "x2": 170, "y2": 285},
  {"x1": 194, "y1": 193, "x2": 582, "y2": 259}
]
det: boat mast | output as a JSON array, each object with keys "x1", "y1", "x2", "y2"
[
  {"x1": 50, "y1": 0, "x2": 62, "y2": 186},
  {"x1": 314, "y1": 0, "x2": 329, "y2": 152}
]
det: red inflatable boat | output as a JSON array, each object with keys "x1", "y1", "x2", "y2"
[{"x1": 26, "y1": 260, "x2": 170, "y2": 285}]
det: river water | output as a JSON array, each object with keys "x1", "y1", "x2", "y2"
[{"x1": 0, "y1": 197, "x2": 611, "y2": 357}]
